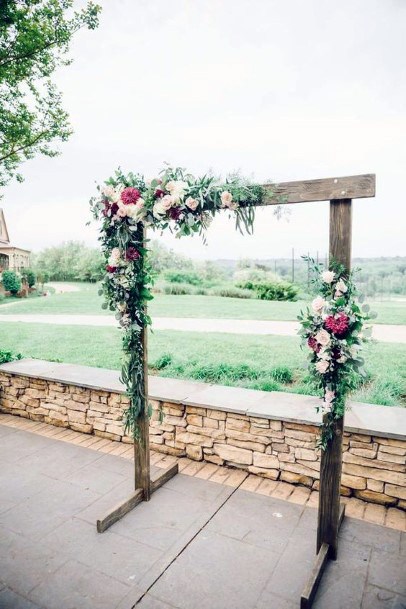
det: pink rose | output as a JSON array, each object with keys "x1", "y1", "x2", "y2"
[
  {"x1": 185, "y1": 197, "x2": 199, "y2": 211},
  {"x1": 220, "y1": 191, "x2": 233, "y2": 207},
  {"x1": 315, "y1": 360, "x2": 329, "y2": 374}
]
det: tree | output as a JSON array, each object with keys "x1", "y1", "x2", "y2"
[
  {"x1": 2, "y1": 270, "x2": 21, "y2": 294},
  {"x1": 0, "y1": 0, "x2": 101, "y2": 187}
]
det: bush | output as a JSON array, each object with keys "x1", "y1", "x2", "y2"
[
  {"x1": 2, "y1": 270, "x2": 22, "y2": 294},
  {"x1": 21, "y1": 269, "x2": 36, "y2": 287},
  {"x1": 270, "y1": 366, "x2": 294, "y2": 383},
  {"x1": 153, "y1": 353, "x2": 173, "y2": 370},
  {"x1": 165, "y1": 270, "x2": 202, "y2": 285},
  {"x1": 211, "y1": 287, "x2": 254, "y2": 299},
  {"x1": 0, "y1": 350, "x2": 22, "y2": 364},
  {"x1": 237, "y1": 279, "x2": 298, "y2": 301},
  {"x1": 163, "y1": 284, "x2": 195, "y2": 295}
]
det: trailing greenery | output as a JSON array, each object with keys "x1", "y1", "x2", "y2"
[{"x1": 0, "y1": 0, "x2": 101, "y2": 187}]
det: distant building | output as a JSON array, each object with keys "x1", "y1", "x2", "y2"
[{"x1": 0, "y1": 209, "x2": 31, "y2": 271}]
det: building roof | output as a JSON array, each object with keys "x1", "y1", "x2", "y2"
[{"x1": 0, "y1": 208, "x2": 30, "y2": 254}]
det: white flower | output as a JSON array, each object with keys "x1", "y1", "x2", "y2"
[
  {"x1": 321, "y1": 270, "x2": 335, "y2": 284},
  {"x1": 126, "y1": 202, "x2": 146, "y2": 221},
  {"x1": 312, "y1": 296, "x2": 326, "y2": 314},
  {"x1": 161, "y1": 195, "x2": 174, "y2": 210},
  {"x1": 335, "y1": 279, "x2": 347, "y2": 294},
  {"x1": 315, "y1": 329, "x2": 331, "y2": 346},
  {"x1": 349, "y1": 345, "x2": 359, "y2": 358},
  {"x1": 220, "y1": 191, "x2": 238, "y2": 210},
  {"x1": 166, "y1": 180, "x2": 188, "y2": 201},
  {"x1": 324, "y1": 389, "x2": 335, "y2": 403},
  {"x1": 102, "y1": 185, "x2": 120, "y2": 202},
  {"x1": 108, "y1": 248, "x2": 121, "y2": 266},
  {"x1": 337, "y1": 355, "x2": 347, "y2": 364},
  {"x1": 315, "y1": 360, "x2": 329, "y2": 374},
  {"x1": 185, "y1": 197, "x2": 199, "y2": 211},
  {"x1": 318, "y1": 348, "x2": 331, "y2": 361}
]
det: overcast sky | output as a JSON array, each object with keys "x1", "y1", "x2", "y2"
[{"x1": 3, "y1": 0, "x2": 406, "y2": 260}]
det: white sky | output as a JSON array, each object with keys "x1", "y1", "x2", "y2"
[{"x1": 3, "y1": 0, "x2": 406, "y2": 260}]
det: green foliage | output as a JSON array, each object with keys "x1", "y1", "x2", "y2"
[
  {"x1": 0, "y1": 0, "x2": 101, "y2": 186},
  {"x1": 152, "y1": 353, "x2": 173, "y2": 370},
  {"x1": 21, "y1": 268, "x2": 36, "y2": 287},
  {"x1": 33, "y1": 241, "x2": 104, "y2": 281},
  {"x1": 2, "y1": 269, "x2": 21, "y2": 294},
  {"x1": 165, "y1": 270, "x2": 202, "y2": 285},
  {"x1": 271, "y1": 366, "x2": 293, "y2": 383},
  {"x1": 211, "y1": 287, "x2": 254, "y2": 299},
  {"x1": 237, "y1": 279, "x2": 298, "y2": 301},
  {"x1": 0, "y1": 349, "x2": 21, "y2": 363}
]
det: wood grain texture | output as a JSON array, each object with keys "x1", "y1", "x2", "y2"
[
  {"x1": 317, "y1": 199, "x2": 352, "y2": 559},
  {"x1": 134, "y1": 227, "x2": 151, "y2": 500},
  {"x1": 96, "y1": 489, "x2": 143, "y2": 533},
  {"x1": 150, "y1": 463, "x2": 179, "y2": 493},
  {"x1": 302, "y1": 505, "x2": 345, "y2": 608},
  {"x1": 262, "y1": 174, "x2": 375, "y2": 205}
]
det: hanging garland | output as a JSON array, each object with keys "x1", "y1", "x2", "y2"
[
  {"x1": 298, "y1": 259, "x2": 375, "y2": 449},
  {"x1": 90, "y1": 166, "x2": 270, "y2": 439}
]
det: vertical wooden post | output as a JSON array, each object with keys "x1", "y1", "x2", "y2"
[
  {"x1": 133, "y1": 227, "x2": 151, "y2": 501},
  {"x1": 317, "y1": 198, "x2": 352, "y2": 560}
]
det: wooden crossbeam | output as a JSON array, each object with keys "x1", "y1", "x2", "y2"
[
  {"x1": 301, "y1": 504, "x2": 346, "y2": 608},
  {"x1": 96, "y1": 462, "x2": 179, "y2": 533},
  {"x1": 262, "y1": 174, "x2": 375, "y2": 205}
]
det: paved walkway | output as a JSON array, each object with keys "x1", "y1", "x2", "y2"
[
  {"x1": 0, "y1": 313, "x2": 405, "y2": 343},
  {"x1": 0, "y1": 415, "x2": 405, "y2": 609}
]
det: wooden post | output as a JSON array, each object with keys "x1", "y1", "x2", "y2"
[
  {"x1": 317, "y1": 198, "x2": 352, "y2": 559},
  {"x1": 133, "y1": 227, "x2": 151, "y2": 500}
]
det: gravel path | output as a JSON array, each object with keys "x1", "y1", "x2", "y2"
[{"x1": 0, "y1": 313, "x2": 405, "y2": 343}]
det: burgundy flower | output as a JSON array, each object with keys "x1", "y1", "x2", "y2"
[
  {"x1": 102, "y1": 200, "x2": 110, "y2": 217},
  {"x1": 308, "y1": 337, "x2": 321, "y2": 353},
  {"x1": 332, "y1": 347, "x2": 341, "y2": 360},
  {"x1": 154, "y1": 188, "x2": 165, "y2": 199},
  {"x1": 121, "y1": 187, "x2": 141, "y2": 205},
  {"x1": 125, "y1": 247, "x2": 140, "y2": 261},
  {"x1": 110, "y1": 202, "x2": 119, "y2": 216},
  {"x1": 106, "y1": 265, "x2": 117, "y2": 273},
  {"x1": 168, "y1": 207, "x2": 182, "y2": 220},
  {"x1": 324, "y1": 313, "x2": 350, "y2": 338}
]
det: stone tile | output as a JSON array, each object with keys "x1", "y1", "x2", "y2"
[
  {"x1": 340, "y1": 517, "x2": 402, "y2": 554},
  {"x1": 0, "y1": 428, "x2": 57, "y2": 463},
  {"x1": 313, "y1": 539, "x2": 371, "y2": 609},
  {"x1": 183, "y1": 383, "x2": 267, "y2": 414},
  {"x1": 64, "y1": 462, "x2": 128, "y2": 495},
  {"x1": 163, "y1": 471, "x2": 230, "y2": 503},
  {"x1": 0, "y1": 528, "x2": 66, "y2": 597},
  {"x1": 29, "y1": 559, "x2": 131, "y2": 609},
  {"x1": 136, "y1": 593, "x2": 180, "y2": 609},
  {"x1": 206, "y1": 489, "x2": 303, "y2": 554},
  {"x1": 362, "y1": 584, "x2": 406, "y2": 609},
  {"x1": 260, "y1": 539, "x2": 313, "y2": 603},
  {"x1": 88, "y1": 451, "x2": 134, "y2": 476},
  {"x1": 368, "y1": 549, "x2": 406, "y2": 596},
  {"x1": 0, "y1": 587, "x2": 42, "y2": 609},
  {"x1": 150, "y1": 530, "x2": 279, "y2": 609},
  {"x1": 255, "y1": 591, "x2": 297, "y2": 609},
  {"x1": 40, "y1": 517, "x2": 161, "y2": 585}
]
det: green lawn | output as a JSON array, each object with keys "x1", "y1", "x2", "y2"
[
  {"x1": 1, "y1": 321, "x2": 404, "y2": 407},
  {"x1": 0, "y1": 282, "x2": 405, "y2": 324}
]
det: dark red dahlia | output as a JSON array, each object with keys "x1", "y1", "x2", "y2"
[
  {"x1": 121, "y1": 187, "x2": 141, "y2": 205},
  {"x1": 168, "y1": 207, "x2": 182, "y2": 220},
  {"x1": 332, "y1": 347, "x2": 341, "y2": 360},
  {"x1": 307, "y1": 337, "x2": 321, "y2": 353},
  {"x1": 324, "y1": 313, "x2": 350, "y2": 338},
  {"x1": 154, "y1": 188, "x2": 165, "y2": 199},
  {"x1": 110, "y1": 202, "x2": 119, "y2": 216},
  {"x1": 106, "y1": 265, "x2": 117, "y2": 273},
  {"x1": 125, "y1": 247, "x2": 140, "y2": 261}
]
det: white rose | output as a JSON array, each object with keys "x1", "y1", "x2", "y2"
[
  {"x1": 311, "y1": 296, "x2": 326, "y2": 314},
  {"x1": 161, "y1": 194, "x2": 174, "y2": 210},
  {"x1": 126, "y1": 203, "x2": 146, "y2": 221},
  {"x1": 336, "y1": 279, "x2": 347, "y2": 294},
  {"x1": 324, "y1": 389, "x2": 335, "y2": 403},
  {"x1": 108, "y1": 248, "x2": 121, "y2": 265},
  {"x1": 102, "y1": 185, "x2": 120, "y2": 202},
  {"x1": 315, "y1": 329, "x2": 331, "y2": 346},
  {"x1": 220, "y1": 191, "x2": 233, "y2": 207},
  {"x1": 185, "y1": 197, "x2": 199, "y2": 211},
  {"x1": 153, "y1": 201, "x2": 166, "y2": 218},
  {"x1": 321, "y1": 270, "x2": 335, "y2": 284},
  {"x1": 166, "y1": 180, "x2": 188, "y2": 201},
  {"x1": 318, "y1": 348, "x2": 331, "y2": 361},
  {"x1": 337, "y1": 355, "x2": 347, "y2": 364},
  {"x1": 315, "y1": 360, "x2": 329, "y2": 374}
]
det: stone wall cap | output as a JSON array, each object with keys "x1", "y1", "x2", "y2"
[{"x1": 1, "y1": 359, "x2": 405, "y2": 440}]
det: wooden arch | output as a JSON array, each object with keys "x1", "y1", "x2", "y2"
[{"x1": 96, "y1": 172, "x2": 376, "y2": 607}]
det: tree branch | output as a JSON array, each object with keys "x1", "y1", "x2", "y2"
[{"x1": 0, "y1": 130, "x2": 49, "y2": 162}]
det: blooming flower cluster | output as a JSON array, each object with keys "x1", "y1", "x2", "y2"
[
  {"x1": 298, "y1": 260, "x2": 375, "y2": 448},
  {"x1": 90, "y1": 166, "x2": 267, "y2": 438}
]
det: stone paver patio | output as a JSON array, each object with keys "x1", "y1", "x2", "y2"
[{"x1": 1, "y1": 420, "x2": 405, "y2": 609}]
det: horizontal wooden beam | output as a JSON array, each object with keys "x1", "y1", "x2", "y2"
[{"x1": 262, "y1": 174, "x2": 375, "y2": 205}]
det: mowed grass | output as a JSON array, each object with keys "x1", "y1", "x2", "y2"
[
  {"x1": 0, "y1": 282, "x2": 405, "y2": 324},
  {"x1": 0, "y1": 321, "x2": 404, "y2": 407}
]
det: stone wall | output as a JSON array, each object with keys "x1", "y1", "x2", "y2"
[{"x1": 0, "y1": 365, "x2": 405, "y2": 509}]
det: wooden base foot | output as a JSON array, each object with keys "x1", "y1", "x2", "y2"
[
  {"x1": 300, "y1": 504, "x2": 345, "y2": 609},
  {"x1": 96, "y1": 462, "x2": 179, "y2": 534}
]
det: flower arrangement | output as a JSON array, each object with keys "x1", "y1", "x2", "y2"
[
  {"x1": 90, "y1": 165, "x2": 268, "y2": 438},
  {"x1": 298, "y1": 259, "x2": 375, "y2": 449}
]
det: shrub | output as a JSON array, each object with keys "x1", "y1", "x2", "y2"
[
  {"x1": 2, "y1": 270, "x2": 22, "y2": 294},
  {"x1": 211, "y1": 287, "x2": 254, "y2": 299},
  {"x1": 236, "y1": 279, "x2": 298, "y2": 301},
  {"x1": 163, "y1": 284, "x2": 194, "y2": 295},
  {"x1": 153, "y1": 353, "x2": 173, "y2": 370},
  {"x1": 0, "y1": 350, "x2": 22, "y2": 364},
  {"x1": 165, "y1": 270, "x2": 202, "y2": 285},
  {"x1": 271, "y1": 366, "x2": 293, "y2": 383},
  {"x1": 21, "y1": 269, "x2": 36, "y2": 287}
]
